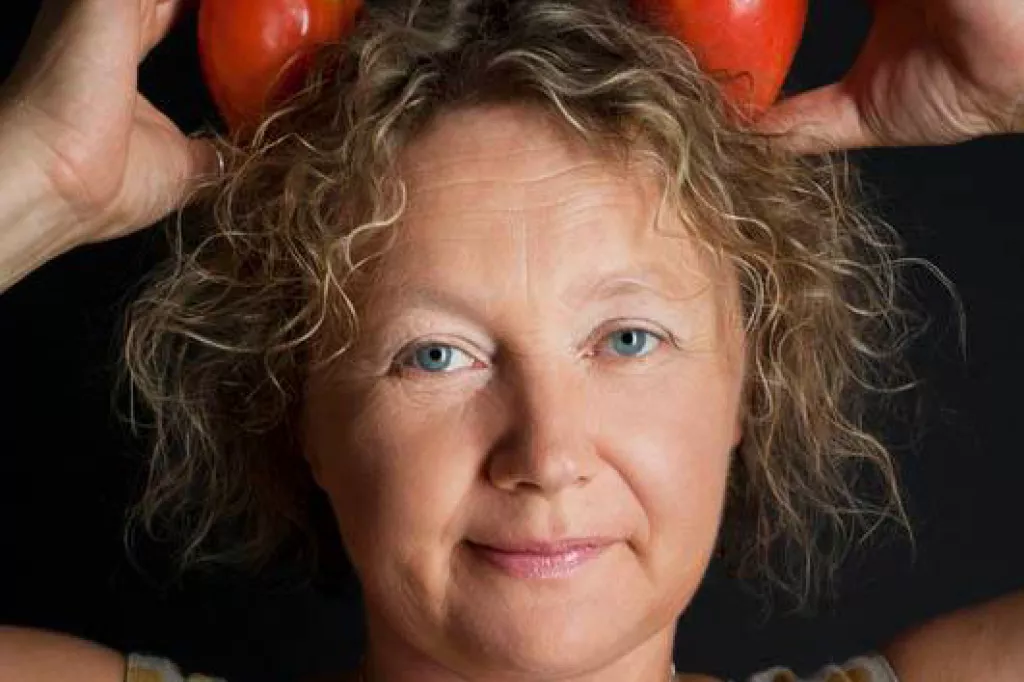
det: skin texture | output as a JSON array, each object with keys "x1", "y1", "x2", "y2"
[{"x1": 301, "y1": 103, "x2": 746, "y2": 682}]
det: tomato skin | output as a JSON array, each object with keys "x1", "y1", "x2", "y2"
[
  {"x1": 198, "y1": 0, "x2": 362, "y2": 132},
  {"x1": 200, "y1": 0, "x2": 802, "y2": 130},
  {"x1": 633, "y1": 0, "x2": 808, "y2": 116}
]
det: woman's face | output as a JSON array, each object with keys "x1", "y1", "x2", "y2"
[{"x1": 302, "y1": 103, "x2": 745, "y2": 678}]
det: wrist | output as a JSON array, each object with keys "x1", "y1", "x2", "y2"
[{"x1": 0, "y1": 109, "x2": 87, "y2": 293}]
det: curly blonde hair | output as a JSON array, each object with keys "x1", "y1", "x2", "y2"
[{"x1": 120, "y1": 0, "x2": 915, "y2": 605}]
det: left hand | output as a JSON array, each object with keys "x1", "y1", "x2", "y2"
[{"x1": 755, "y1": 0, "x2": 1024, "y2": 153}]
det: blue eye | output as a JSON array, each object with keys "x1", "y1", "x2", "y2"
[
  {"x1": 605, "y1": 328, "x2": 661, "y2": 358},
  {"x1": 402, "y1": 344, "x2": 476, "y2": 373},
  {"x1": 396, "y1": 325, "x2": 665, "y2": 377}
]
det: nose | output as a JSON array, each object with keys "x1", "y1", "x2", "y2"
[{"x1": 487, "y1": 361, "x2": 600, "y2": 495}]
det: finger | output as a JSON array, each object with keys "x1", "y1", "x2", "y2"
[
  {"x1": 753, "y1": 82, "x2": 880, "y2": 154},
  {"x1": 183, "y1": 135, "x2": 224, "y2": 183},
  {"x1": 17, "y1": 0, "x2": 144, "y2": 88}
]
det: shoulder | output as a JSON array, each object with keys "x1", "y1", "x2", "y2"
[
  {"x1": 0, "y1": 628, "x2": 231, "y2": 682},
  {"x1": 0, "y1": 626, "x2": 126, "y2": 682}
]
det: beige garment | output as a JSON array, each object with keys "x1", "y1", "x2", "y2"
[
  {"x1": 125, "y1": 653, "x2": 226, "y2": 682},
  {"x1": 746, "y1": 654, "x2": 900, "y2": 682}
]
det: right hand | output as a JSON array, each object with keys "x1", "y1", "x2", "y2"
[
  {"x1": 755, "y1": 0, "x2": 1024, "y2": 153},
  {"x1": 0, "y1": 0, "x2": 220, "y2": 246}
]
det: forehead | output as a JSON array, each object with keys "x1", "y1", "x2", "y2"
[{"x1": 365, "y1": 104, "x2": 727, "y2": 310}]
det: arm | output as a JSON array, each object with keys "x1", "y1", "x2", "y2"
[
  {"x1": 0, "y1": 0, "x2": 218, "y2": 294},
  {"x1": 884, "y1": 590, "x2": 1024, "y2": 682},
  {"x1": 0, "y1": 115, "x2": 87, "y2": 294},
  {"x1": 0, "y1": 626, "x2": 125, "y2": 682},
  {"x1": 0, "y1": 0, "x2": 217, "y2": 670},
  {"x1": 750, "y1": 0, "x2": 1024, "y2": 674}
]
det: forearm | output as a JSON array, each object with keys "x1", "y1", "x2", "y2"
[
  {"x1": 0, "y1": 115, "x2": 84, "y2": 294},
  {"x1": 884, "y1": 590, "x2": 1024, "y2": 682}
]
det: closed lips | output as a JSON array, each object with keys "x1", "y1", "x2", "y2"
[
  {"x1": 467, "y1": 538, "x2": 616, "y2": 554},
  {"x1": 465, "y1": 539, "x2": 614, "y2": 579}
]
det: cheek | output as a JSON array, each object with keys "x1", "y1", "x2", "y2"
[
  {"x1": 305, "y1": 381, "x2": 486, "y2": 571},
  {"x1": 594, "y1": 358, "x2": 739, "y2": 555}
]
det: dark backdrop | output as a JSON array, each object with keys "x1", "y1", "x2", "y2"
[{"x1": 2, "y1": 2, "x2": 1023, "y2": 681}]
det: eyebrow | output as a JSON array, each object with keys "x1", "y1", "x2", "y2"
[{"x1": 568, "y1": 272, "x2": 688, "y2": 307}]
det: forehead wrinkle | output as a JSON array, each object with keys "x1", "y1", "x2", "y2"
[
  {"x1": 368, "y1": 105, "x2": 720, "y2": 335},
  {"x1": 378, "y1": 193, "x2": 705, "y2": 324},
  {"x1": 403, "y1": 148, "x2": 608, "y2": 179},
  {"x1": 397, "y1": 190, "x2": 642, "y2": 231},
  {"x1": 399, "y1": 103, "x2": 606, "y2": 174},
  {"x1": 403, "y1": 160, "x2": 622, "y2": 206},
  {"x1": 361, "y1": 267, "x2": 712, "y2": 335},
  {"x1": 401, "y1": 161, "x2": 651, "y2": 232}
]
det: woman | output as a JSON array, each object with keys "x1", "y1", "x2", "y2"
[{"x1": 1, "y1": 0, "x2": 1022, "y2": 681}]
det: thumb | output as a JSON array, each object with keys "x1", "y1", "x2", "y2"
[
  {"x1": 145, "y1": 132, "x2": 223, "y2": 218},
  {"x1": 754, "y1": 82, "x2": 878, "y2": 154},
  {"x1": 92, "y1": 102, "x2": 223, "y2": 243},
  {"x1": 143, "y1": 0, "x2": 194, "y2": 59}
]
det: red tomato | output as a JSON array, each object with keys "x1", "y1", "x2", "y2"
[
  {"x1": 198, "y1": 0, "x2": 362, "y2": 132},
  {"x1": 633, "y1": 0, "x2": 808, "y2": 116}
]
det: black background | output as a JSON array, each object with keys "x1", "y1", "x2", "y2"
[{"x1": 2, "y1": 1, "x2": 1023, "y2": 681}]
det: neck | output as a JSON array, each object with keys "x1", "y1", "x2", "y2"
[{"x1": 359, "y1": 608, "x2": 679, "y2": 682}]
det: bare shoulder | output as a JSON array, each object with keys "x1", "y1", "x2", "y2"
[{"x1": 0, "y1": 626, "x2": 125, "y2": 682}]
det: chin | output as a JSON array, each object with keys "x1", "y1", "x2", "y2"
[
  {"x1": 429, "y1": 540, "x2": 668, "y2": 673},
  {"x1": 443, "y1": 593, "x2": 648, "y2": 676},
  {"x1": 455, "y1": 621, "x2": 631, "y2": 677}
]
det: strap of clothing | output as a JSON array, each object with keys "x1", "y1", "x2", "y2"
[
  {"x1": 746, "y1": 653, "x2": 900, "y2": 682},
  {"x1": 125, "y1": 653, "x2": 226, "y2": 682}
]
